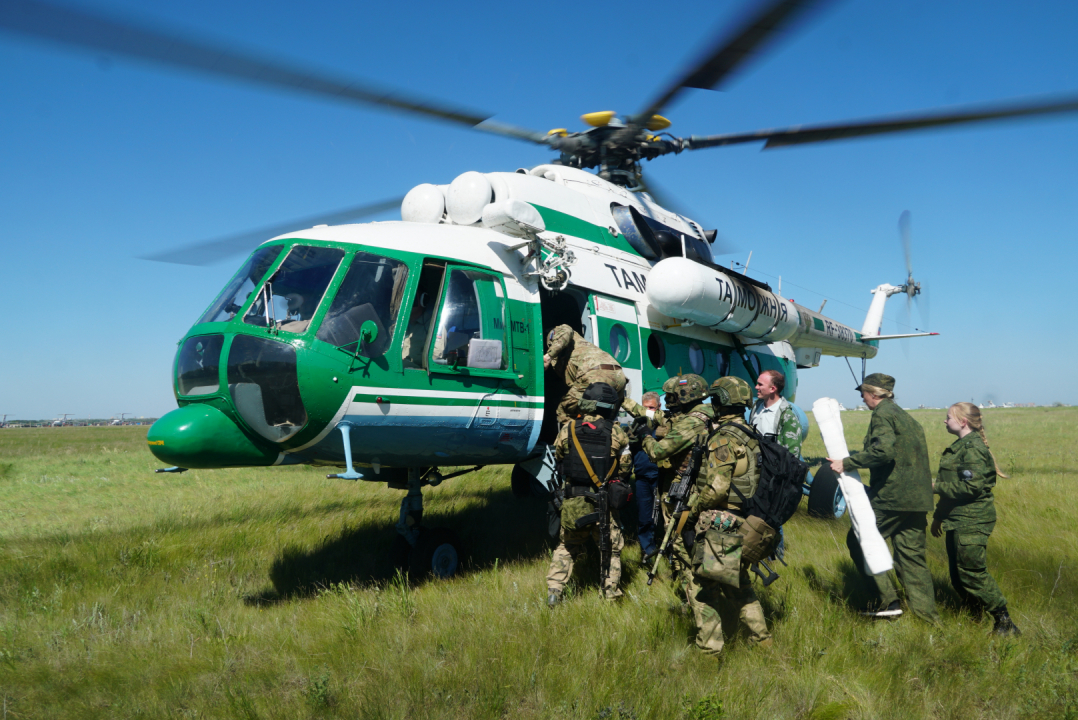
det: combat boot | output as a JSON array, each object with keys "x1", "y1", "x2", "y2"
[
  {"x1": 991, "y1": 608, "x2": 1021, "y2": 636},
  {"x1": 547, "y1": 589, "x2": 562, "y2": 608}
]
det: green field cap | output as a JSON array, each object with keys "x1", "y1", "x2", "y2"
[{"x1": 856, "y1": 372, "x2": 895, "y2": 393}]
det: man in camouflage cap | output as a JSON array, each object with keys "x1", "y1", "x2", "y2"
[
  {"x1": 677, "y1": 375, "x2": 772, "y2": 655},
  {"x1": 546, "y1": 382, "x2": 632, "y2": 604},
  {"x1": 827, "y1": 372, "x2": 940, "y2": 623},
  {"x1": 544, "y1": 324, "x2": 627, "y2": 425},
  {"x1": 633, "y1": 374, "x2": 714, "y2": 590}
]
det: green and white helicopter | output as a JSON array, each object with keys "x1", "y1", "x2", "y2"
[{"x1": 7, "y1": 0, "x2": 1077, "y2": 576}]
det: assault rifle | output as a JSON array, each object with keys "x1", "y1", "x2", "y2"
[
  {"x1": 647, "y1": 437, "x2": 708, "y2": 586},
  {"x1": 575, "y1": 484, "x2": 612, "y2": 590}
]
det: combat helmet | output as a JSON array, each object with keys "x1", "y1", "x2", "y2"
[
  {"x1": 661, "y1": 374, "x2": 709, "y2": 411},
  {"x1": 579, "y1": 382, "x2": 620, "y2": 420},
  {"x1": 710, "y1": 376, "x2": 753, "y2": 408}
]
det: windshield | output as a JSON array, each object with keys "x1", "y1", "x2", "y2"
[
  {"x1": 175, "y1": 334, "x2": 224, "y2": 396},
  {"x1": 197, "y1": 246, "x2": 283, "y2": 324},
  {"x1": 244, "y1": 245, "x2": 345, "y2": 333},
  {"x1": 316, "y1": 252, "x2": 409, "y2": 357}
]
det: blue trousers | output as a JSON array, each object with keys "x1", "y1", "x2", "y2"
[{"x1": 635, "y1": 476, "x2": 659, "y2": 556}]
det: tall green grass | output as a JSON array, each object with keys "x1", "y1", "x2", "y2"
[{"x1": 0, "y1": 410, "x2": 1075, "y2": 719}]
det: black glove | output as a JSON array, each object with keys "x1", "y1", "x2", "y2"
[{"x1": 628, "y1": 416, "x2": 650, "y2": 441}]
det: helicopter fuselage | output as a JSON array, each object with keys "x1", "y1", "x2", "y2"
[{"x1": 147, "y1": 165, "x2": 875, "y2": 479}]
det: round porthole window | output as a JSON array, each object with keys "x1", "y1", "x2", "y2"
[
  {"x1": 689, "y1": 342, "x2": 704, "y2": 374},
  {"x1": 647, "y1": 333, "x2": 665, "y2": 369},
  {"x1": 609, "y1": 324, "x2": 631, "y2": 364},
  {"x1": 716, "y1": 352, "x2": 729, "y2": 376}
]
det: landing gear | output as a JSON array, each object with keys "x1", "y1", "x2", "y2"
[{"x1": 391, "y1": 467, "x2": 469, "y2": 579}]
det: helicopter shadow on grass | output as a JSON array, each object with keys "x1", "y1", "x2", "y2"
[{"x1": 245, "y1": 487, "x2": 557, "y2": 606}]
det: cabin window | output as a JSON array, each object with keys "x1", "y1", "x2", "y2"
[
  {"x1": 317, "y1": 253, "x2": 409, "y2": 357},
  {"x1": 647, "y1": 333, "x2": 665, "y2": 369},
  {"x1": 430, "y1": 268, "x2": 508, "y2": 371},
  {"x1": 689, "y1": 342, "x2": 705, "y2": 374},
  {"x1": 716, "y1": 351, "x2": 729, "y2": 376},
  {"x1": 175, "y1": 334, "x2": 224, "y2": 396},
  {"x1": 197, "y1": 246, "x2": 282, "y2": 324},
  {"x1": 609, "y1": 324, "x2": 631, "y2": 365},
  {"x1": 243, "y1": 245, "x2": 345, "y2": 333}
]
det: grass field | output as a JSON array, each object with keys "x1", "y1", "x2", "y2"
[{"x1": 1, "y1": 408, "x2": 1075, "y2": 719}]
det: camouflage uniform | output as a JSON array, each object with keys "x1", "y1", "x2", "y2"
[
  {"x1": 545, "y1": 325, "x2": 627, "y2": 425},
  {"x1": 841, "y1": 374, "x2": 940, "y2": 623},
  {"x1": 934, "y1": 433, "x2": 1007, "y2": 614},
  {"x1": 622, "y1": 396, "x2": 671, "y2": 438},
  {"x1": 640, "y1": 376, "x2": 714, "y2": 588},
  {"x1": 680, "y1": 377, "x2": 771, "y2": 656},
  {"x1": 546, "y1": 414, "x2": 632, "y2": 599}
]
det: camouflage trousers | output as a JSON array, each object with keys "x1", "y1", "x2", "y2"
[
  {"x1": 688, "y1": 564, "x2": 770, "y2": 656},
  {"x1": 847, "y1": 508, "x2": 941, "y2": 623},
  {"x1": 546, "y1": 508, "x2": 624, "y2": 599},
  {"x1": 687, "y1": 510, "x2": 770, "y2": 655},
  {"x1": 555, "y1": 368, "x2": 627, "y2": 425},
  {"x1": 946, "y1": 525, "x2": 1006, "y2": 614}
]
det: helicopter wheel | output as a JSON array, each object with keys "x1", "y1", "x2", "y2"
[
  {"x1": 408, "y1": 527, "x2": 462, "y2": 579},
  {"x1": 806, "y1": 464, "x2": 848, "y2": 520}
]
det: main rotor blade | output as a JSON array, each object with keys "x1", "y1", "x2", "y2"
[
  {"x1": 140, "y1": 197, "x2": 403, "y2": 266},
  {"x1": 898, "y1": 210, "x2": 912, "y2": 277},
  {"x1": 0, "y1": 0, "x2": 548, "y2": 144},
  {"x1": 683, "y1": 94, "x2": 1078, "y2": 151},
  {"x1": 639, "y1": 0, "x2": 832, "y2": 120}
]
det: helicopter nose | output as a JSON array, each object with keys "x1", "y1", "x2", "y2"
[{"x1": 147, "y1": 404, "x2": 279, "y2": 469}]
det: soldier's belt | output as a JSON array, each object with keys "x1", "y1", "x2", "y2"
[{"x1": 584, "y1": 363, "x2": 622, "y2": 373}]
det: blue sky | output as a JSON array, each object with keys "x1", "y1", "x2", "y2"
[{"x1": 1, "y1": 0, "x2": 1076, "y2": 420}]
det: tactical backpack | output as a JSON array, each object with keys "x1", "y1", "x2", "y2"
[
  {"x1": 713, "y1": 421, "x2": 808, "y2": 563},
  {"x1": 565, "y1": 418, "x2": 613, "y2": 488}
]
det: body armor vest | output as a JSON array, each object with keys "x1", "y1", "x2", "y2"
[{"x1": 718, "y1": 423, "x2": 761, "y2": 503}]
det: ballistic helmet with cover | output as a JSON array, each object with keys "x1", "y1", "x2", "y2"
[
  {"x1": 710, "y1": 376, "x2": 752, "y2": 408},
  {"x1": 579, "y1": 382, "x2": 620, "y2": 420},
  {"x1": 661, "y1": 374, "x2": 709, "y2": 409}
]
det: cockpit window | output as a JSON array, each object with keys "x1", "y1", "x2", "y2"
[
  {"x1": 316, "y1": 253, "x2": 409, "y2": 357},
  {"x1": 243, "y1": 246, "x2": 345, "y2": 333},
  {"x1": 226, "y1": 334, "x2": 306, "y2": 442},
  {"x1": 431, "y1": 268, "x2": 508, "y2": 371},
  {"x1": 175, "y1": 334, "x2": 224, "y2": 396},
  {"x1": 197, "y1": 246, "x2": 282, "y2": 324}
]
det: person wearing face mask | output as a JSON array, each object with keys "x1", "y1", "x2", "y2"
[{"x1": 933, "y1": 402, "x2": 1020, "y2": 636}]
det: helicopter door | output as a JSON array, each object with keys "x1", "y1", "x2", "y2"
[{"x1": 588, "y1": 293, "x2": 642, "y2": 402}]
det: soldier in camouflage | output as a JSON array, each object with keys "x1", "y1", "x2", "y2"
[
  {"x1": 828, "y1": 373, "x2": 941, "y2": 623},
  {"x1": 546, "y1": 384, "x2": 633, "y2": 603},
  {"x1": 544, "y1": 324, "x2": 627, "y2": 425},
  {"x1": 681, "y1": 376, "x2": 772, "y2": 655},
  {"x1": 932, "y1": 402, "x2": 1019, "y2": 635},
  {"x1": 633, "y1": 374, "x2": 714, "y2": 590}
]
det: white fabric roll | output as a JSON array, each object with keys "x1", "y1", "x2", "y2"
[{"x1": 812, "y1": 398, "x2": 893, "y2": 575}]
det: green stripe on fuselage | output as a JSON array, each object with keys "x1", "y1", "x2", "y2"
[
  {"x1": 531, "y1": 205, "x2": 639, "y2": 256},
  {"x1": 352, "y1": 393, "x2": 543, "y2": 408}
]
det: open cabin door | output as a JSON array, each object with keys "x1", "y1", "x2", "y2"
[{"x1": 588, "y1": 293, "x2": 642, "y2": 403}]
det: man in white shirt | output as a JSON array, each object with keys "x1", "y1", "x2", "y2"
[{"x1": 749, "y1": 370, "x2": 802, "y2": 457}]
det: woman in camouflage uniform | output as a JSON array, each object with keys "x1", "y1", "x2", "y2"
[{"x1": 932, "y1": 402, "x2": 1020, "y2": 635}]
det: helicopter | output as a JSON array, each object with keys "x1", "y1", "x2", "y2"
[{"x1": 4, "y1": 0, "x2": 1077, "y2": 577}]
